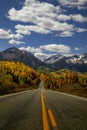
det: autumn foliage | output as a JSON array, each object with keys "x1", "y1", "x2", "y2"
[
  {"x1": 0, "y1": 61, "x2": 40, "y2": 94},
  {"x1": 0, "y1": 61, "x2": 87, "y2": 96},
  {"x1": 41, "y1": 69, "x2": 87, "y2": 89}
]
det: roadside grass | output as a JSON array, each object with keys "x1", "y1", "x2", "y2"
[
  {"x1": 55, "y1": 83, "x2": 87, "y2": 98},
  {"x1": 0, "y1": 83, "x2": 39, "y2": 96}
]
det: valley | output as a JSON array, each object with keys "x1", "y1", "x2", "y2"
[{"x1": 0, "y1": 47, "x2": 87, "y2": 97}]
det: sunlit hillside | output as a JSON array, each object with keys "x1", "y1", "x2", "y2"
[
  {"x1": 41, "y1": 69, "x2": 87, "y2": 97},
  {"x1": 0, "y1": 61, "x2": 87, "y2": 97},
  {"x1": 0, "y1": 61, "x2": 40, "y2": 95}
]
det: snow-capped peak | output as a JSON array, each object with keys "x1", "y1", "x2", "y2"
[
  {"x1": 44, "y1": 54, "x2": 64, "y2": 64},
  {"x1": 44, "y1": 53, "x2": 87, "y2": 65}
]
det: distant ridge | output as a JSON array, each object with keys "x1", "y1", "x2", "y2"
[
  {"x1": 44, "y1": 54, "x2": 87, "y2": 72},
  {"x1": 0, "y1": 47, "x2": 48, "y2": 69},
  {"x1": 0, "y1": 47, "x2": 87, "y2": 72}
]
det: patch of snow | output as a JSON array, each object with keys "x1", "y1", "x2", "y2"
[
  {"x1": 84, "y1": 59, "x2": 87, "y2": 64},
  {"x1": 45, "y1": 55, "x2": 64, "y2": 64}
]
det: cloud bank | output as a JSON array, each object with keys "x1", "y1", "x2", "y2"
[
  {"x1": 19, "y1": 44, "x2": 71, "y2": 60},
  {"x1": 7, "y1": 0, "x2": 87, "y2": 38}
]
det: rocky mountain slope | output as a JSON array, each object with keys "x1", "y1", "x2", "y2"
[
  {"x1": 0, "y1": 47, "x2": 87, "y2": 72},
  {"x1": 44, "y1": 54, "x2": 87, "y2": 72},
  {"x1": 0, "y1": 47, "x2": 47, "y2": 69}
]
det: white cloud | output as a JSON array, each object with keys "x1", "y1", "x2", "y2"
[
  {"x1": 57, "y1": 14, "x2": 87, "y2": 23},
  {"x1": 15, "y1": 24, "x2": 50, "y2": 35},
  {"x1": 0, "y1": 29, "x2": 11, "y2": 39},
  {"x1": 57, "y1": 14, "x2": 71, "y2": 21},
  {"x1": 74, "y1": 47, "x2": 81, "y2": 51},
  {"x1": 58, "y1": 0, "x2": 87, "y2": 9},
  {"x1": 19, "y1": 46, "x2": 55, "y2": 60},
  {"x1": 40, "y1": 44, "x2": 71, "y2": 53},
  {"x1": 0, "y1": 28, "x2": 23, "y2": 40},
  {"x1": 14, "y1": 21, "x2": 87, "y2": 37},
  {"x1": 9, "y1": 33, "x2": 23, "y2": 39},
  {"x1": 74, "y1": 46, "x2": 85, "y2": 51},
  {"x1": 15, "y1": 24, "x2": 31, "y2": 35},
  {"x1": 7, "y1": 0, "x2": 87, "y2": 37},
  {"x1": 37, "y1": 19, "x2": 74, "y2": 32},
  {"x1": 71, "y1": 14, "x2": 87, "y2": 23},
  {"x1": 75, "y1": 27, "x2": 87, "y2": 32},
  {"x1": 19, "y1": 46, "x2": 42, "y2": 53},
  {"x1": 34, "y1": 52, "x2": 51, "y2": 60},
  {"x1": 7, "y1": 1, "x2": 62, "y2": 23},
  {"x1": 9, "y1": 39, "x2": 25, "y2": 45},
  {"x1": 19, "y1": 44, "x2": 71, "y2": 60},
  {"x1": 7, "y1": 0, "x2": 75, "y2": 36},
  {"x1": 15, "y1": 23, "x2": 74, "y2": 35},
  {"x1": 59, "y1": 31, "x2": 74, "y2": 37},
  {"x1": 14, "y1": 33, "x2": 23, "y2": 39}
]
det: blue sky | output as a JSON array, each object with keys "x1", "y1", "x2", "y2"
[{"x1": 0, "y1": 0, "x2": 87, "y2": 60}]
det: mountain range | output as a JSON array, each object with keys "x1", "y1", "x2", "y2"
[
  {"x1": 44, "y1": 54, "x2": 87, "y2": 72},
  {"x1": 0, "y1": 47, "x2": 47, "y2": 69},
  {"x1": 0, "y1": 47, "x2": 87, "y2": 72}
]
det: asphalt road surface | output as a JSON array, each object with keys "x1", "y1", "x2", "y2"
[{"x1": 0, "y1": 81, "x2": 87, "y2": 130}]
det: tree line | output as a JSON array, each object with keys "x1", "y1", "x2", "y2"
[
  {"x1": 0, "y1": 61, "x2": 40, "y2": 94},
  {"x1": 41, "y1": 69, "x2": 87, "y2": 89}
]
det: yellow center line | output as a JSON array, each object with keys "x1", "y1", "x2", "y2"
[
  {"x1": 41, "y1": 90, "x2": 49, "y2": 130},
  {"x1": 48, "y1": 109, "x2": 58, "y2": 128}
]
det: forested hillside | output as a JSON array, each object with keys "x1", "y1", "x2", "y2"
[
  {"x1": 41, "y1": 69, "x2": 87, "y2": 97},
  {"x1": 0, "y1": 61, "x2": 87, "y2": 97},
  {"x1": 0, "y1": 61, "x2": 40, "y2": 95}
]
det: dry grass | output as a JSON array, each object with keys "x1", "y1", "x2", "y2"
[{"x1": 56, "y1": 83, "x2": 87, "y2": 98}]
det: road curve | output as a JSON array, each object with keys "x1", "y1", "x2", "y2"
[{"x1": 0, "y1": 82, "x2": 87, "y2": 130}]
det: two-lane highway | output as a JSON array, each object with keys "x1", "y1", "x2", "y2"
[{"x1": 0, "y1": 81, "x2": 87, "y2": 130}]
